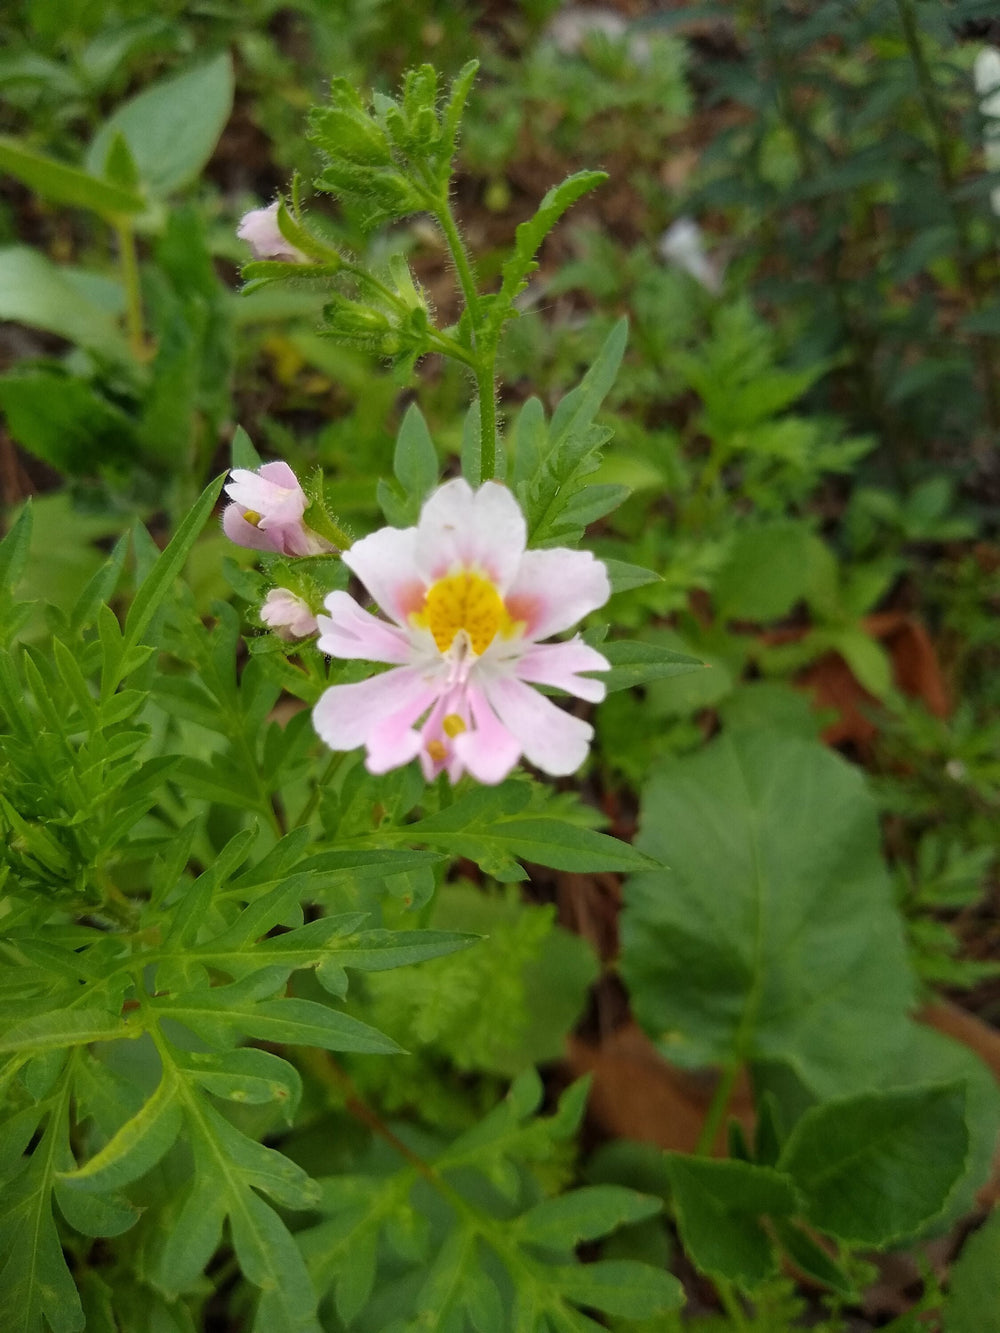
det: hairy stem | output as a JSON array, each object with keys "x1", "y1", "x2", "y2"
[{"x1": 434, "y1": 192, "x2": 498, "y2": 480}]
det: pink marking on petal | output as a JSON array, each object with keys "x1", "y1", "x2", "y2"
[
  {"x1": 482, "y1": 675, "x2": 593, "y2": 776},
  {"x1": 342, "y1": 523, "x2": 423, "y2": 628},
  {"x1": 504, "y1": 548, "x2": 610, "y2": 641},
  {"x1": 515, "y1": 639, "x2": 609, "y2": 703},
  {"x1": 316, "y1": 591, "x2": 412, "y2": 665}
]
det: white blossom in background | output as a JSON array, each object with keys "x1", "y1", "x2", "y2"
[
  {"x1": 237, "y1": 201, "x2": 308, "y2": 262},
  {"x1": 546, "y1": 6, "x2": 650, "y2": 63},
  {"x1": 974, "y1": 47, "x2": 1000, "y2": 216},
  {"x1": 658, "y1": 217, "x2": 723, "y2": 293},
  {"x1": 260, "y1": 589, "x2": 319, "y2": 640}
]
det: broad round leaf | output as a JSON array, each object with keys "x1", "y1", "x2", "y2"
[{"x1": 620, "y1": 730, "x2": 915, "y2": 1097}]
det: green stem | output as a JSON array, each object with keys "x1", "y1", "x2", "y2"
[
  {"x1": 295, "y1": 749, "x2": 342, "y2": 827},
  {"x1": 432, "y1": 190, "x2": 499, "y2": 480},
  {"x1": 115, "y1": 219, "x2": 146, "y2": 361},
  {"x1": 717, "y1": 1277, "x2": 751, "y2": 1331},
  {"x1": 694, "y1": 1060, "x2": 740, "y2": 1157},
  {"x1": 435, "y1": 193, "x2": 482, "y2": 325},
  {"x1": 476, "y1": 364, "x2": 498, "y2": 483}
]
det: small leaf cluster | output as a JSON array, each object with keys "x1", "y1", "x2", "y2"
[{"x1": 297, "y1": 1072, "x2": 683, "y2": 1332}]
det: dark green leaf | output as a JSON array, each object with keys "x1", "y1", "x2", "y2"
[
  {"x1": 665, "y1": 1155, "x2": 798, "y2": 1288},
  {"x1": 621, "y1": 730, "x2": 916, "y2": 1097},
  {"x1": 518, "y1": 1186, "x2": 661, "y2": 1250},
  {"x1": 779, "y1": 1082, "x2": 969, "y2": 1246},
  {"x1": 945, "y1": 1209, "x2": 1000, "y2": 1333}
]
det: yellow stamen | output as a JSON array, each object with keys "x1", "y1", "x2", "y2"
[
  {"x1": 442, "y1": 713, "x2": 466, "y2": 738},
  {"x1": 243, "y1": 509, "x2": 263, "y2": 528},
  {"x1": 411, "y1": 570, "x2": 518, "y2": 655},
  {"x1": 426, "y1": 739, "x2": 447, "y2": 762}
]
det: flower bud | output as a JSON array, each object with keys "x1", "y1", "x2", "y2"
[
  {"x1": 260, "y1": 588, "x2": 319, "y2": 640},
  {"x1": 222, "y1": 462, "x2": 334, "y2": 557},
  {"x1": 237, "y1": 202, "x2": 308, "y2": 262}
]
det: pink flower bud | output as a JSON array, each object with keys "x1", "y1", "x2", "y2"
[
  {"x1": 222, "y1": 461, "x2": 334, "y2": 557},
  {"x1": 237, "y1": 202, "x2": 308, "y2": 262},
  {"x1": 260, "y1": 588, "x2": 319, "y2": 640}
]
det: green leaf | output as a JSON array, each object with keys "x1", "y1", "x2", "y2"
[
  {"x1": 0, "y1": 135, "x2": 144, "y2": 216},
  {"x1": 393, "y1": 402, "x2": 438, "y2": 506},
  {"x1": 518, "y1": 1186, "x2": 662, "y2": 1250},
  {"x1": 498, "y1": 170, "x2": 608, "y2": 309},
  {"x1": 388, "y1": 783, "x2": 653, "y2": 880},
  {"x1": 603, "y1": 558, "x2": 662, "y2": 594},
  {"x1": 779, "y1": 1082, "x2": 969, "y2": 1246},
  {"x1": 771, "y1": 1218, "x2": 855, "y2": 1299},
  {"x1": 620, "y1": 730, "x2": 916, "y2": 1097},
  {"x1": 0, "y1": 246, "x2": 130, "y2": 360},
  {"x1": 0, "y1": 370, "x2": 136, "y2": 475},
  {"x1": 597, "y1": 640, "x2": 704, "y2": 693},
  {"x1": 0, "y1": 503, "x2": 32, "y2": 597},
  {"x1": 0, "y1": 1158, "x2": 85, "y2": 1333},
  {"x1": 231, "y1": 424, "x2": 263, "y2": 471},
  {"x1": 110, "y1": 473, "x2": 226, "y2": 694},
  {"x1": 151, "y1": 989, "x2": 402, "y2": 1055},
  {"x1": 665, "y1": 1156, "x2": 798, "y2": 1288},
  {"x1": 86, "y1": 53, "x2": 234, "y2": 196},
  {"x1": 174, "y1": 1048, "x2": 302, "y2": 1119},
  {"x1": 549, "y1": 318, "x2": 627, "y2": 454},
  {"x1": 0, "y1": 1008, "x2": 137, "y2": 1056},
  {"x1": 57, "y1": 1073, "x2": 182, "y2": 1193},
  {"x1": 825, "y1": 626, "x2": 894, "y2": 700},
  {"x1": 552, "y1": 1259, "x2": 683, "y2": 1318},
  {"x1": 945, "y1": 1208, "x2": 1000, "y2": 1333},
  {"x1": 713, "y1": 521, "x2": 815, "y2": 623}
]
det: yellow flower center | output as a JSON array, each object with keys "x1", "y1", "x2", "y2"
[
  {"x1": 243, "y1": 509, "x2": 263, "y2": 527},
  {"x1": 412, "y1": 571, "x2": 518, "y2": 656}
]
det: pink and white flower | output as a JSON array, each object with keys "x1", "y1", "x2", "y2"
[
  {"x1": 260, "y1": 588, "x2": 318, "y2": 640},
  {"x1": 237, "y1": 201, "x2": 308, "y2": 262},
  {"x1": 222, "y1": 462, "x2": 334, "y2": 557},
  {"x1": 312, "y1": 478, "x2": 611, "y2": 784}
]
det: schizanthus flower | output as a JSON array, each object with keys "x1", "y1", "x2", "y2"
[
  {"x1": 237, "y1": 201, "x2": 307, "y2": 262},
  {"x1": 312, "y1": 479, "x2": 610, "y2": 784},
  {"x1": 260, "y1": 588, "x2": 318, "y2": 640},
  {"x1": 222, "y1": 462, "x2": 334, "y2": 557}
]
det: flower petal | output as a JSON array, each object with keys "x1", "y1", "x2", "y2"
[
  {"x1": 222, "y1": 503, "x2": 280, "y2": 553},
  {"x1": 515, "y1": 639, "x2": 609, "y2": 703},
  {"x1": 225, "y1": 463, "x2": 306, "y2": 526},
  {"x1": 342, "y1": 524, "x2": 425, "y2": 628},
  {"x1": 312, "y1": 667, "x2": 437, "y2": 771},
  {"x1": 415, "y1": 479, "x2": 527, "y2": 591},
  {"x1": 454, "y1": 687, "x2": 522, "y2": 785},
  {"x1": 504, "y1": 548, "x2": 610, "y2": 641},
  {"x1": 482, "y1": 675, "x2": 593, "y2": 776},
  {"x1": 317, "y1": 591, "x2": 413, "y2": 664}
]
